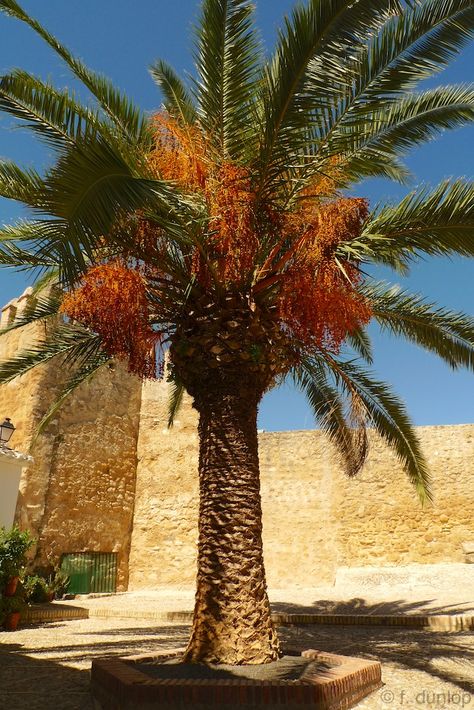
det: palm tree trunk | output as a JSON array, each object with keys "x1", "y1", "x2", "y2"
[{"x1": 183, "y1": 378, "x2": 280, "y2": 665}]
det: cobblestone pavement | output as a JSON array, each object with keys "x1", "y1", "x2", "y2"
[{"x1": 1, "y1": 616, "x2": 473, "y2": 710}]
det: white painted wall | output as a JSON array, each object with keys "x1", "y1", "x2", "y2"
[{"x1": 0, "y1": 448, "x2": 32, "y2": 529}]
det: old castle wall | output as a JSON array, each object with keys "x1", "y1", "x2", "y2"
[
  {"x1": 1, "y1": 291, "x2": 473, "y2": 590},
  {"x1": 129, "y1": 379, "x2": 474, "y2": 589}
]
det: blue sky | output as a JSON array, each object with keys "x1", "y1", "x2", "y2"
[{"x1": 0, "y1": 1, "x2": 473, "y2": 431}]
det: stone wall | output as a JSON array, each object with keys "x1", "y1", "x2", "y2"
[
  {"x1": 335, "y1": 425, "x2": 474, "y2": 568},
  {"x1": 2, "y1": 289, "x2": 473, "y2": 591},
  {"x1": 128, "y1": 379, "x2": 199, "y2": 588},
  {"x1": 129, "y1": 380, "x2": 474, "y2": 590},
  {"x1": 32, "y1": 361, "x2": 142, "y2": 590},
  {"x1": 0, "y1": 288, "x2": 56, "y2": 542},
  {"x1": 0, "y1": 290, "x2": 142, "y2": 590}
]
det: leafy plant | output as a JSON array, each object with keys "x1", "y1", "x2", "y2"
[
  {"x1": 22, "y1": 575, "x2": 50, "y2": 604},
  {"x1": 24, "y1": 563, "x2": 70, "y2": 601},
  {"x1": 1, "y1": 594, "x2": 25, "y2": 615},
  {"x1": 0, "y1": 527, "x2": 35, "y2": 584}
]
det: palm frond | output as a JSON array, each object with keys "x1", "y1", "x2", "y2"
[
  {"x1": 340, "y1": 180, "x2": 474, "y2": 271},
  {"x1": 351, "y1": 0, "x2": 474, "y2": 106},
  {"x1": 167, "y1": 375, "x2": 185, "y2": 427},
  {"x1": 150, "y1": 60, "x2": 197, "y2": 126},
  {"x1": 330, "y1": 85, "x2": 474, "y2": 182},
  {"x1": 0, "y1": 239, "x2": 58, "y2": 270},
  {"x1": 314, "y1": 354, "x2": 432, "y2": 503},
  {"x1": 194, "y1": 0, "x2": 260, "y2": 159},
  {"x1": 346, "y1": 328, "x2": 374, "y2": 364},
  {"x1": 256, "y1": 0, "x2": 404, "y2": 194},
  {"x1": 0, "y1": 290, "x2": 61, "y2": 336},
  {"x1": 0, "y1": 70, "x2": 103, "y2": 147},
  {"x1": 31, "y1": 269, "x2": 60, "y2": 294},
  {"x1": 0, "y1": 323, "x2": 103, "y2": 385},
  {"x1": 0, "y1": 0, "x2": 148, "y2": 143},
  {"x1": 0, "y1": 160, "x2": 44, "y2": 206},
  {"x1": 41, "y1": 137, "x2": 190, "y2": 274},
  {"x1": 364, "y1": 281, "x2": 474, "y2": 370},
  {"x1": 292, "y1": 357, "x2": 369, "y2": 477},
  {"x1": 294, "y1": 0, "x2": 474, "y2": 188},
  {"x1": 0, "y1": 220, "x2": 87, "y2": 283}
]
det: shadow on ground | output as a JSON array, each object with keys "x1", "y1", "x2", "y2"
[
  {"x1": 272, "y1": 596, "x2": 474, "y2": 616},
  {"x1": 0, "y1": 624, "x2": 190, "y2": 710},
  {"x1": 0, "y1": 641, "x2": 92, "y2": 710},
  {"x1": 11, "y1": 622, "x2": 190, "y2": 657},
  {"x1": 2, "y1": 603, "x2": 473, "y2": 709},
  {"x1": 273, "y1": 598, "x2": 474, "y2": 693}
]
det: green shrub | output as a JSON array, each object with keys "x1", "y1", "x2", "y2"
[
  {"x1": 1, "y1": 594, "x2": 25, "y2": 615},
  {"x1": 0, "y1": 527, "x2": 35, "y2": 585},
  {"x1": 31, "y1": 563, "x2": 70, "y2": 599},
  {"x1": 22, "y1": 575, "x2": 50, "y2": 604}
]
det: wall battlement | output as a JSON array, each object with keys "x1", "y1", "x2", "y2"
[{"x1": 1, "y1": 287, "x2": 35, "y2": 328}]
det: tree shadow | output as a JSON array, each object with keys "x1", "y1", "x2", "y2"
[
  {"x1": 11, "y1": 622, "x2": 190, "y2": 659},
  {"x1": 272, "y1": 598, "x2": 474, "y2": 694},
  {"x1": 0, "y1": 641, "x2": 92, "y2": 710},
  {"x1": 0, "y1": 623, "x2": 193, "y2": 709},
  {"x1": 271, "y1": 596, "x2": 474, "y2": 616},
  {"x1": 3, "y1": 602, "x2": 473, "y2": 707}
]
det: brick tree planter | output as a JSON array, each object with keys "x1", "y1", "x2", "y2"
[{"x1": 91, "y1": 649, "x2": 382, "y2": 710}]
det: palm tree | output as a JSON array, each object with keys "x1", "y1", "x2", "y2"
[{"x1": 1, "y1": 0, "x2": 474, "y2": 664}]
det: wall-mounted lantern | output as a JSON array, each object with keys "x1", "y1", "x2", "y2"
[{"x1": 0, "y1": 418, "x2": 15, "y2": 447}]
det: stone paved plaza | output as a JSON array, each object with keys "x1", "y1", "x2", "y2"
[
  {"x1": 1, "y1": 616, "x2": 473, "y2": 710},
  {"x1": 1, "y1": 573, "x2": 473, "y2": 710}
]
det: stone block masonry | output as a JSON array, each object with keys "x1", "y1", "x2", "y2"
[
  {"x1": 1, "y1": 289, "x2": 474, "y2": 590},
  {"x1": 0, "y1": 289, "x2": 142, "y2": 590},
  {"x1": 128, "y1": 377, "x2": 474, "y2": 589}
]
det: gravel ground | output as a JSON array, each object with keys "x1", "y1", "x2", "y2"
[{"x1": 1, "y1": 616, "x2": 473, "y2": 710}]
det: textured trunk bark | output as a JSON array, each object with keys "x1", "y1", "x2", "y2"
[{"x1": 183, "y1": 380, "x2": 280, "y2": 665}]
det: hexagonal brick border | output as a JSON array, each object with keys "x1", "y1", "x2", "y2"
[{"x1": 91, "y1": 648, "x2": 382, "y2": 709}]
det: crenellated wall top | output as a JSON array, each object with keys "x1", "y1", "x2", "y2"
[{"x1": 0, "y1": 287, "x2": 36, "y2": 329}]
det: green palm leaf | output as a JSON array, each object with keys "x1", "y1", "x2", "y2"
[
  {"x1": 292, "y1": 0, "x2": 474, "y2": 188},
  {"x1": 351, "y1": 0, "x2": 474, "y2": 105},
  {"x1": 41, "y1": 138, "x2": 191, "y2": 276},
  {"x1": 346, "y1": 328, "x2": 374, "y2": 364},
  {"x1": 150, "y1": 60, "x2": 197, "y2": 126},
  {"x1": 313, "y1": 354, "x2": 432, "y2": 503},
  {"x1": 329, "y1": 85, "x2": 474, "y2": 182},
  {"x1": 0, "y1": 160, "x2": 44, "y2": 206},
  {"x1": 0, "y1": 238, "x2": 58, "y2": 270},
  {"x1": 0, "y1": 70, "x2": 103, "y2": 147},
  {"x1": 364, "y1": 281, "x2": 474, "y2": 370},
  {"x1": 292, "y1": 358, "x2": 369, "y2": 478},
  {"x1": 33, "y1": 351, "x2": 111, "y2": 440},
  {"x1": 0, "y1": 290, "x2": 61, "y2": 336},
  {"x1": 30, "y1": 269, "x2": 60, "y2": 294},
  {"x1": 167, "y1": 375, "x2": 186, "y2": 428},
  {"x1": 341, "y1": 180, "x2": 474, "y2": 271},
  {"x1": 0, "y1": 324, "x2": 104, "y2": 385},
  {"x1": 194, "y1": 0, "x2": 260, "y2": 159},
  {"x1": 0, "y1": 220, "x2": 87, "y2": 283},
  {"x1": 256, "y1": 0, "x2": 405, "y2": 194}
]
